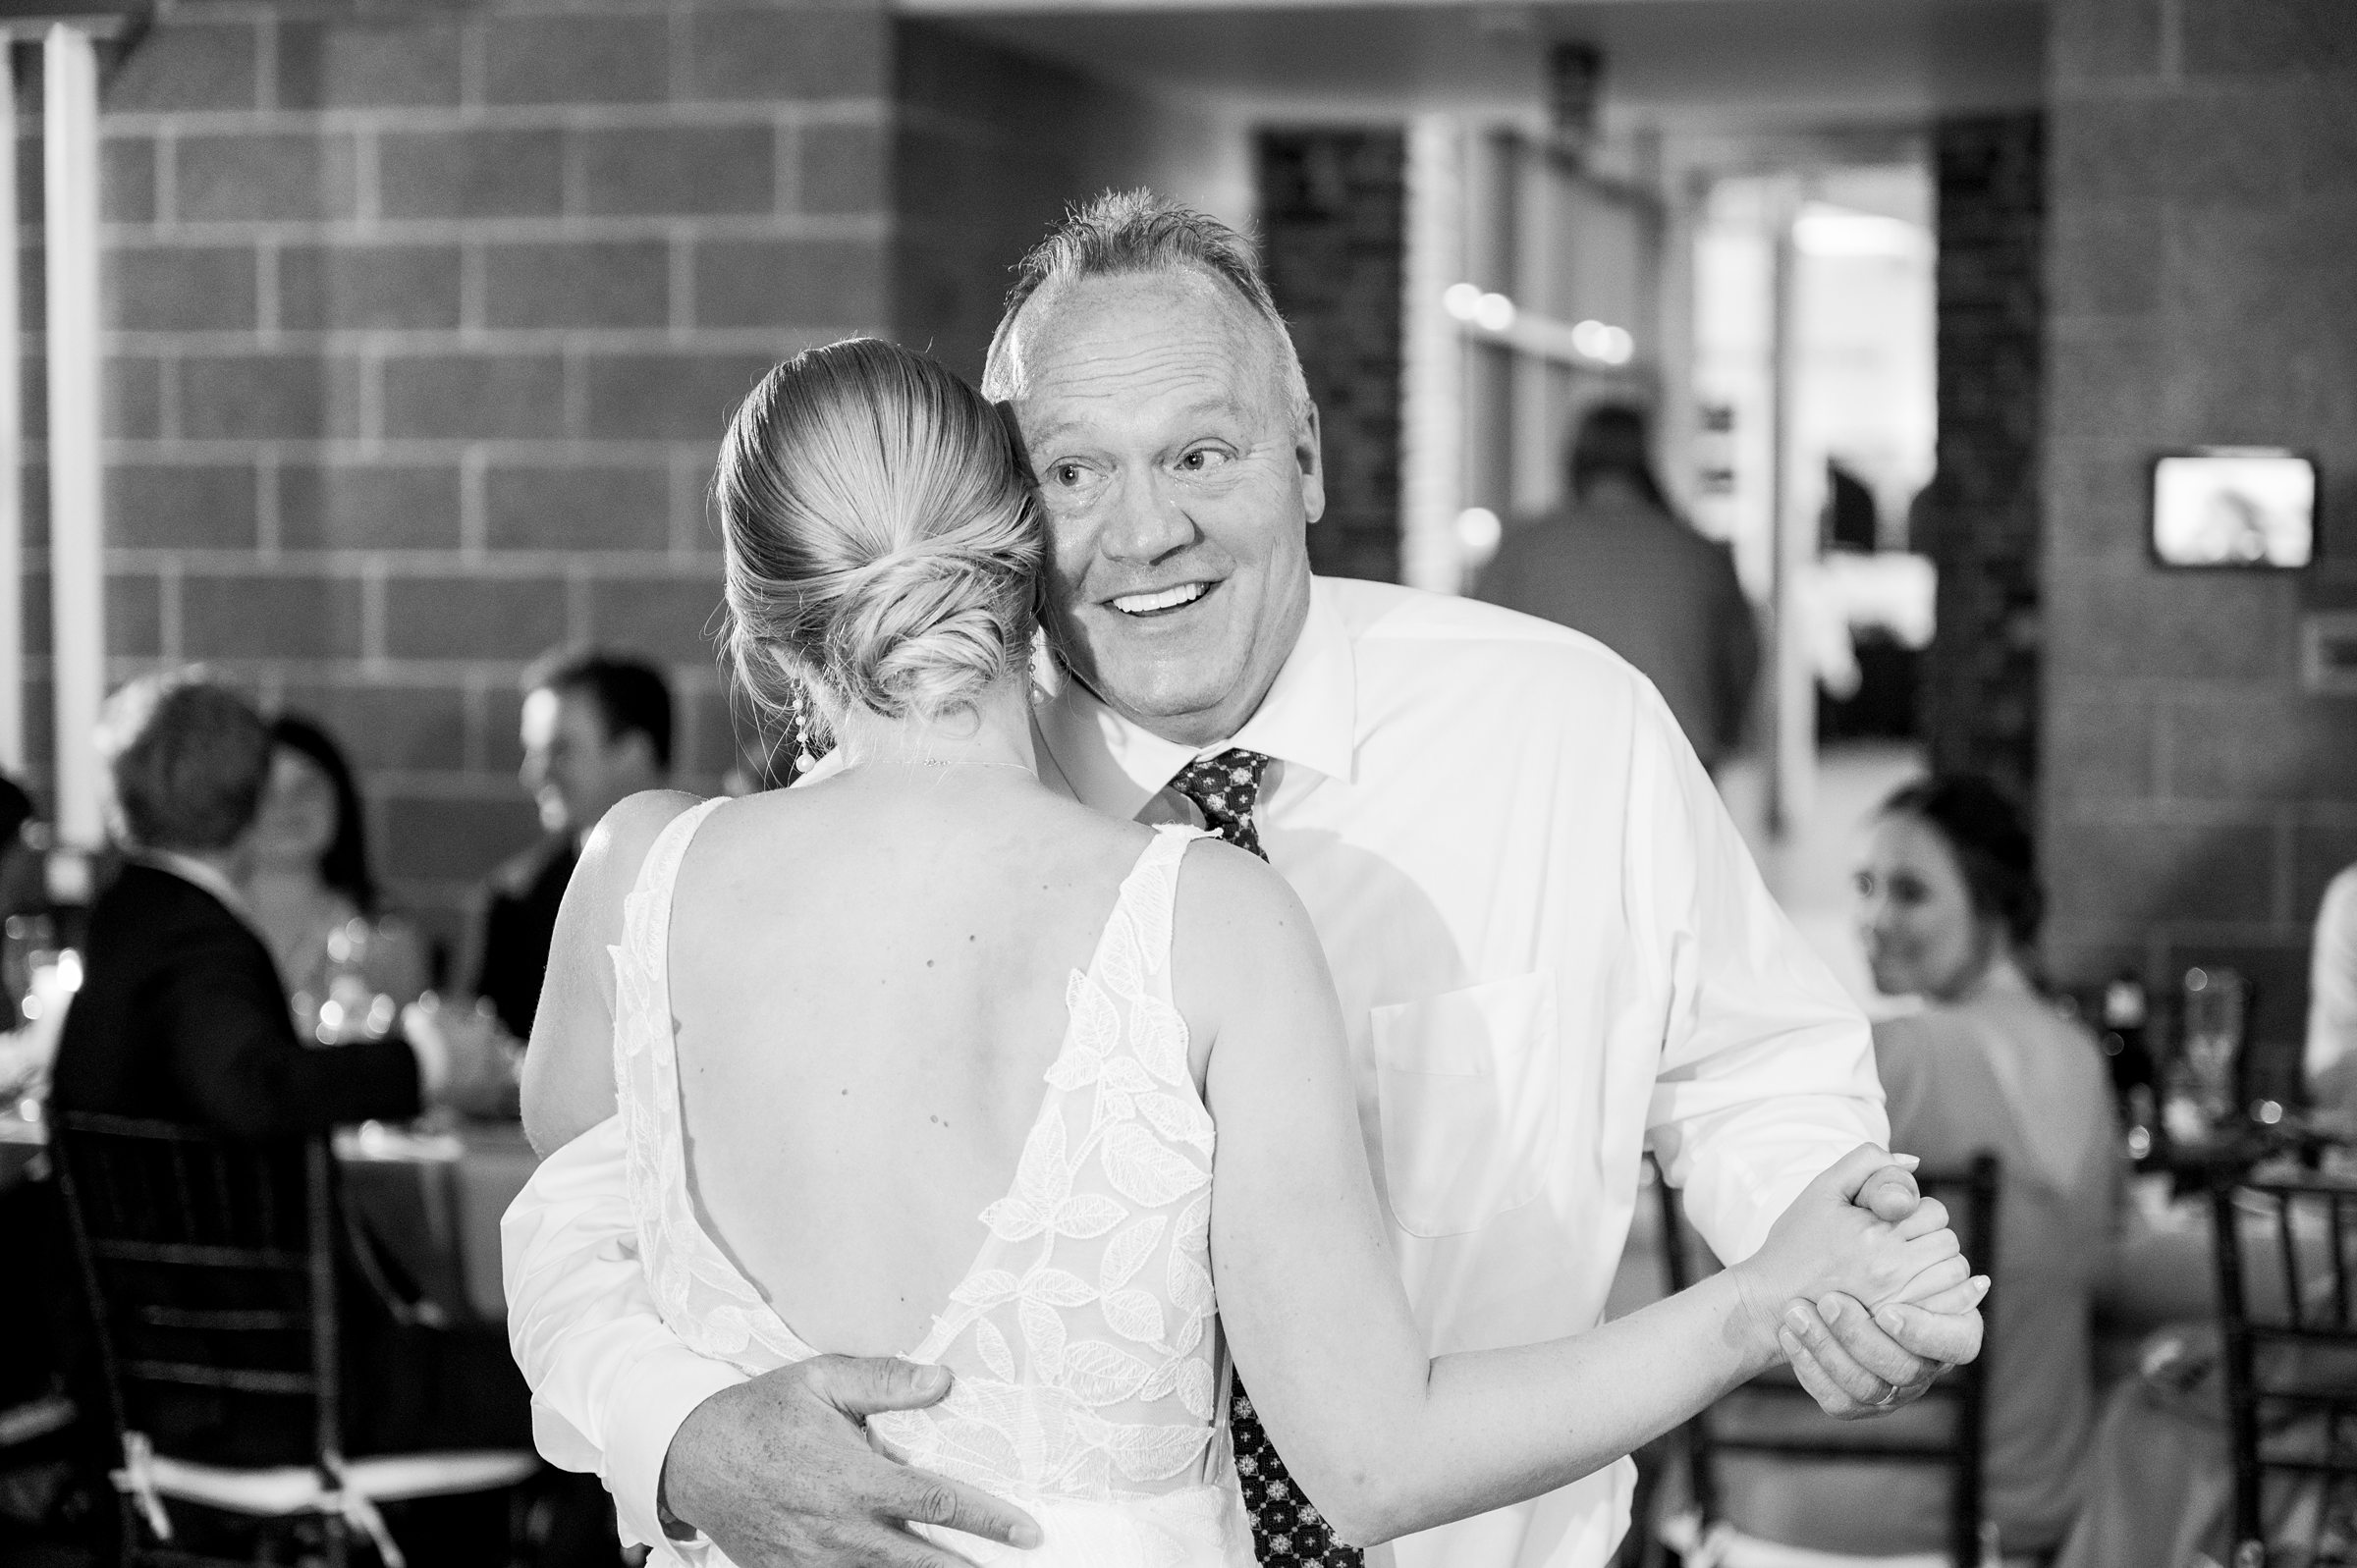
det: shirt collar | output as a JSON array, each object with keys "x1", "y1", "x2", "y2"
[
  {"x1": 137, "y1": 848, "x2": 263, "y2": 937},
  {"x1": 1036, "y1": 577, "x2": 1356, "y2": 819}
]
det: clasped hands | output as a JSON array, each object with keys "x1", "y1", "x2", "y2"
[{"x1": 1761, "y1": 1148, "x2": 1989, "y2": 1420}]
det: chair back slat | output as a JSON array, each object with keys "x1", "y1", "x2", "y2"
[
  {"x1": 2213, "y1": 1169, "x2": 2357, "y2": 1565},
  {"x1": 1654, "y1": 1153, "x2": 2001, "y2": 1568},
  {"x1": 50, "y1": 1111, "x2": 340, "y2": 1475}
]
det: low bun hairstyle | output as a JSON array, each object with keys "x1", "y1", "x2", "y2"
[
  {"x1": 1878, "y1": 774, "x2": 2046, "y2": 949},
  {"x1": 714, "y1": 338, "x2": 1041, "y2": 733}
]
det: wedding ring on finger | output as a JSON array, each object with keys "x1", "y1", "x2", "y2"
[{"x1": 1872, "y1": 1383, "x2": 1904, "y2": 1410}]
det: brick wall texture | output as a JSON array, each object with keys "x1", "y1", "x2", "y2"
[
  {"x1": 2042, "y1": 0, "x2": 2357, "y2": 1043},
  {"x1": 1919, "y1": 114, "x2": 2043, "y2": 803},
  {"x1": 17, "y1": 0, "x2": 897, "y2": 954}
]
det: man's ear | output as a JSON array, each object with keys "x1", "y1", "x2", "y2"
[{"x1": 1296, "y1": 400, "x2": 1326, "y2": 527}]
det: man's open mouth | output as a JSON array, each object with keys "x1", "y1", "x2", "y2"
[{"x1": 1109, "y1": 581, "x2": 1212, "y2": 618}]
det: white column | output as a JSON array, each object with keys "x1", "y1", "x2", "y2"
[
  {"x1": 0, "y1": 56, "x2": 22, "y2": 773},
  {"x1": 1398, "y1": 115, "x2": 1465, "y2": 595},
  {"x1": 44, "y1": 25, "x2": 106, "y2": 846},
  {"x1": 1765, "y1": 179, "x2": 1815, "y2": 840}
]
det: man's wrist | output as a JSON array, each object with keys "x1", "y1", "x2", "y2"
[
  {"x1": 655, "y1": 1382, "x2": 731, "y2": 1542},
  {"x1": 656, "y1": 1443, "x2": 695, "y2": 1541}
]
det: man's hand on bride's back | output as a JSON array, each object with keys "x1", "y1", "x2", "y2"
[{"x1": 661, "y1": 1356, "x2": 1041, "y2": 1568}]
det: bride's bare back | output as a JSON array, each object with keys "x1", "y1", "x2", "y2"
[{"x1": 664, "y1": 768, "x2": 1171, "y2": 1357}]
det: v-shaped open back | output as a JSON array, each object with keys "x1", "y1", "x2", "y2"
[{"x1": 610, "y1": 798, "x2": 1253, "y2": 1567}]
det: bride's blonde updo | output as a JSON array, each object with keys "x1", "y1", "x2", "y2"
[{"x1": 714, "y1": 338, "x2": 1041, "y2": 732}]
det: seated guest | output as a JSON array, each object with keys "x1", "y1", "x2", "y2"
[
  {"x1": 244, "y1": 715, "x2": 430, "y2": 1018},
  {"x1": 46, "y1": 672, "x2": 601, "y2": 1562},
  {"x1": 50, "y1": 672, "x2": 462, "y2": 1134},
  {"x1": 0, "y1": 772, "x2": 62, "y2": 1100},
  {"x1": 1718, "y1": 775, "x2": 2123, "y2": 1561},
  {"x1": 465, "y1": 649, "x2": 670, "y2": 1040}
]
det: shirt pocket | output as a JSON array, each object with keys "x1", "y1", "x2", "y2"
[{"x1": 1369, "y1": 971, "x2": 1560, "y2": 1239}]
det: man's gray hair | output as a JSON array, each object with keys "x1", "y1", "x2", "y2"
[
  {"x1": 96, "y1": 667, "x2": 273, "y2": 853},
  {"x1": 981, "y1": 189, "x2": 1312, "y2": 416}
]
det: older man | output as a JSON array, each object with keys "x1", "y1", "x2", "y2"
[{"x1": 503, "y1": 194, "x2": 1980, "y2": 1568}]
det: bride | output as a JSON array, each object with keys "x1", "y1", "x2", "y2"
[{"x1": 522, "y1": 338, "x2": 1982, "y2": 1567}]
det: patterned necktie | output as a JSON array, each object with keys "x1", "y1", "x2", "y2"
[{"x1": 1168, "y1": 749, "x2": 1362, "y2": 1568}]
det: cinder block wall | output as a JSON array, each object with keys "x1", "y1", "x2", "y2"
[
  {"x1": 2041, "y1": 0, "x2": 2357, "y2": 1041},
  {"x1": 27, "y1": 0, "x2": 893, "y2": 954}
]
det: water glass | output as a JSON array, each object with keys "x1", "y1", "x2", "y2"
[{"x1": 2181, "y1": 965, "x2": 2248, "y2": 1127}]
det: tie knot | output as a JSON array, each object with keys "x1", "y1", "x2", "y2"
[{"x1": 1170, "y1": 749, "x2": 1272, "y2": 859}]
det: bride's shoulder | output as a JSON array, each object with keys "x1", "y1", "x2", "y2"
[
  {"x1": 576, "y1": 788, "x2": 709, "y2": 910},
  {"x1": 1170, "y1": 836, "x2": 1332, "y2": 1018}
]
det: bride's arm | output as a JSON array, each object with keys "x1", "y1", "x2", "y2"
[{"x1": 1178, "y1": 843, "x2": 1974, "y2": 1548}]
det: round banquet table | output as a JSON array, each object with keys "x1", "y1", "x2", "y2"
[{"x1": 336, "y1": 1118, "x2": 538, "y2": 1325}]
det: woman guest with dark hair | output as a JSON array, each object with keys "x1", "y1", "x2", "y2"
[
  {"x1": 1716, "y1": 775, "x2": 2124, "y2": 1562},
  {"x1": 243, "y1": 715, "x2": 429, "y2": 1024}
]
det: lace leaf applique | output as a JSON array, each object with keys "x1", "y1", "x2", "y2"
[
  {"x1": 1100, "y1": 1216, "x2": 1168, "y2": 1294},
  {"x1": 1176, "y1": 1359, "x2": 1216, "y2": 1421},
  {"x1": 952, "y1": 1269, "x2": 1021, "y2": 1310},
  {"x1": 1065, "y1": 1339, "x2": 1157, "y2": 1406},
  {"x1": 1102, "y1": 1287, "x2": 1167, "y2": 1346},
  {"x1": 1020, "y1": 1296, "x2": 1069, "y2": 1381},
  {"x1": 1059, "y1": 1194, "x2": 1128, "y2": 1239},
  {"x1": 1022, "y1": 1267, "x2": 1098, "y2": 1308},
  {"x1": 1072, "y1": 1414, "x2": 1217, "y2": 1484},
  {"x1": 1138, "y1": 1091, "x2": 1215, "y2": 1155},
  {"x1": 1102, "y1": 1121, "x2": 1209, "y2": 1209},
  {"x1": 974, "y1": 1319, "x2": 1017, "y2": 1381},
  {"x1": 980, "y1": 1109, "x2": 1085, "y2": 1241},
  {"x1": 1132, "y1": 997, "x2": 1192, "y2": 1089}
]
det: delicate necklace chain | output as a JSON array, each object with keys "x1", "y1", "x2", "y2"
[{"x1": 842, "y1": 757, "x2": 1033, "y2": 773}]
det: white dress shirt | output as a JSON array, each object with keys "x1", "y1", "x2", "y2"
[{"x1": 502, "y1": 576, "x2": 1887, "y2": 1568}]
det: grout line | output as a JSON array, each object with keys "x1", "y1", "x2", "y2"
[
  {"x1": 252, "y1": 17, "x2": 277, "y2": 114},
  {"x1": 460, "y1": 445, "x2": 488, "y2": 559},
  {"x1": 255, "y1": 445, "x2": 281, "y2": 557}
]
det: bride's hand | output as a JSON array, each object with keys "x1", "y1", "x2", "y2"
[{"x1": 1728, "y1": 1145, "x2": 1973, "y2": 1361}]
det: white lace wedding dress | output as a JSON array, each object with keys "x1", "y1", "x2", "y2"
[{"x1": 613, "y1": 799, "x2": 1259, "y2": 1567}]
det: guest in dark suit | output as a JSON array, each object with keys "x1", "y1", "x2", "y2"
[
  {"x1": 51, "y1": 673, "x2": 443, "y2": 1134},
  {"x1": 47, "y1": 672, "x2": 613, "y2": 1564},
  {"x1": 465, "y1": 650, "x2": 671, "y2": 1041}
]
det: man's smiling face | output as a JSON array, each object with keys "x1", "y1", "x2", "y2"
[{"x1": 1001, "y1": 270, "x2": 1323, "y2": 748}]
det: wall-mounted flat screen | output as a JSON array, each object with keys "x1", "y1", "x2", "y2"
[{"x1": 2150, "y1": 450, "x2": 2318, "y2": 568}]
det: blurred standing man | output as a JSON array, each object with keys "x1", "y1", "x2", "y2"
[
  {"x1": 467, "y1": 650, "x2": 672, "y2": 1041},
  {"x1": 1476, "y1": 405, "x2": 1760, "y2": 773}
]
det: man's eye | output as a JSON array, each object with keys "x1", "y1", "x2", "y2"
[
  {"x1": 1178, "y1": 448, "x2": 1231, "y2": 473},
  {"x1": 1051, "y1": 462, "x2": 1088, "y2": 487}
]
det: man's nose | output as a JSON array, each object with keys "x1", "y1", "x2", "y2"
[{"x1": 1098, "y1": 469, "x2": 1197, "y2": 565}]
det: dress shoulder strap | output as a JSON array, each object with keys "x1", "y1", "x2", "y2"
[
  {"x1": 1121, "y1": 824, "x2": 1208, "y2": 982},
  {"x1": 627, "y1": 795, "x2": 728, "y2": 917}
]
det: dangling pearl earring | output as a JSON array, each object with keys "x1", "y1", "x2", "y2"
[{"x1": 791, "y1": 686, "x2": 818, "y2": 775}]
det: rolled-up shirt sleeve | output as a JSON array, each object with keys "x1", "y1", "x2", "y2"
[
  {"x1": 1625, "y1": 681, "x2": 1889, "y2": 1265},
  {"x1": 502, "y1": 1116, "x2": 745, "y2": 1553}
]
